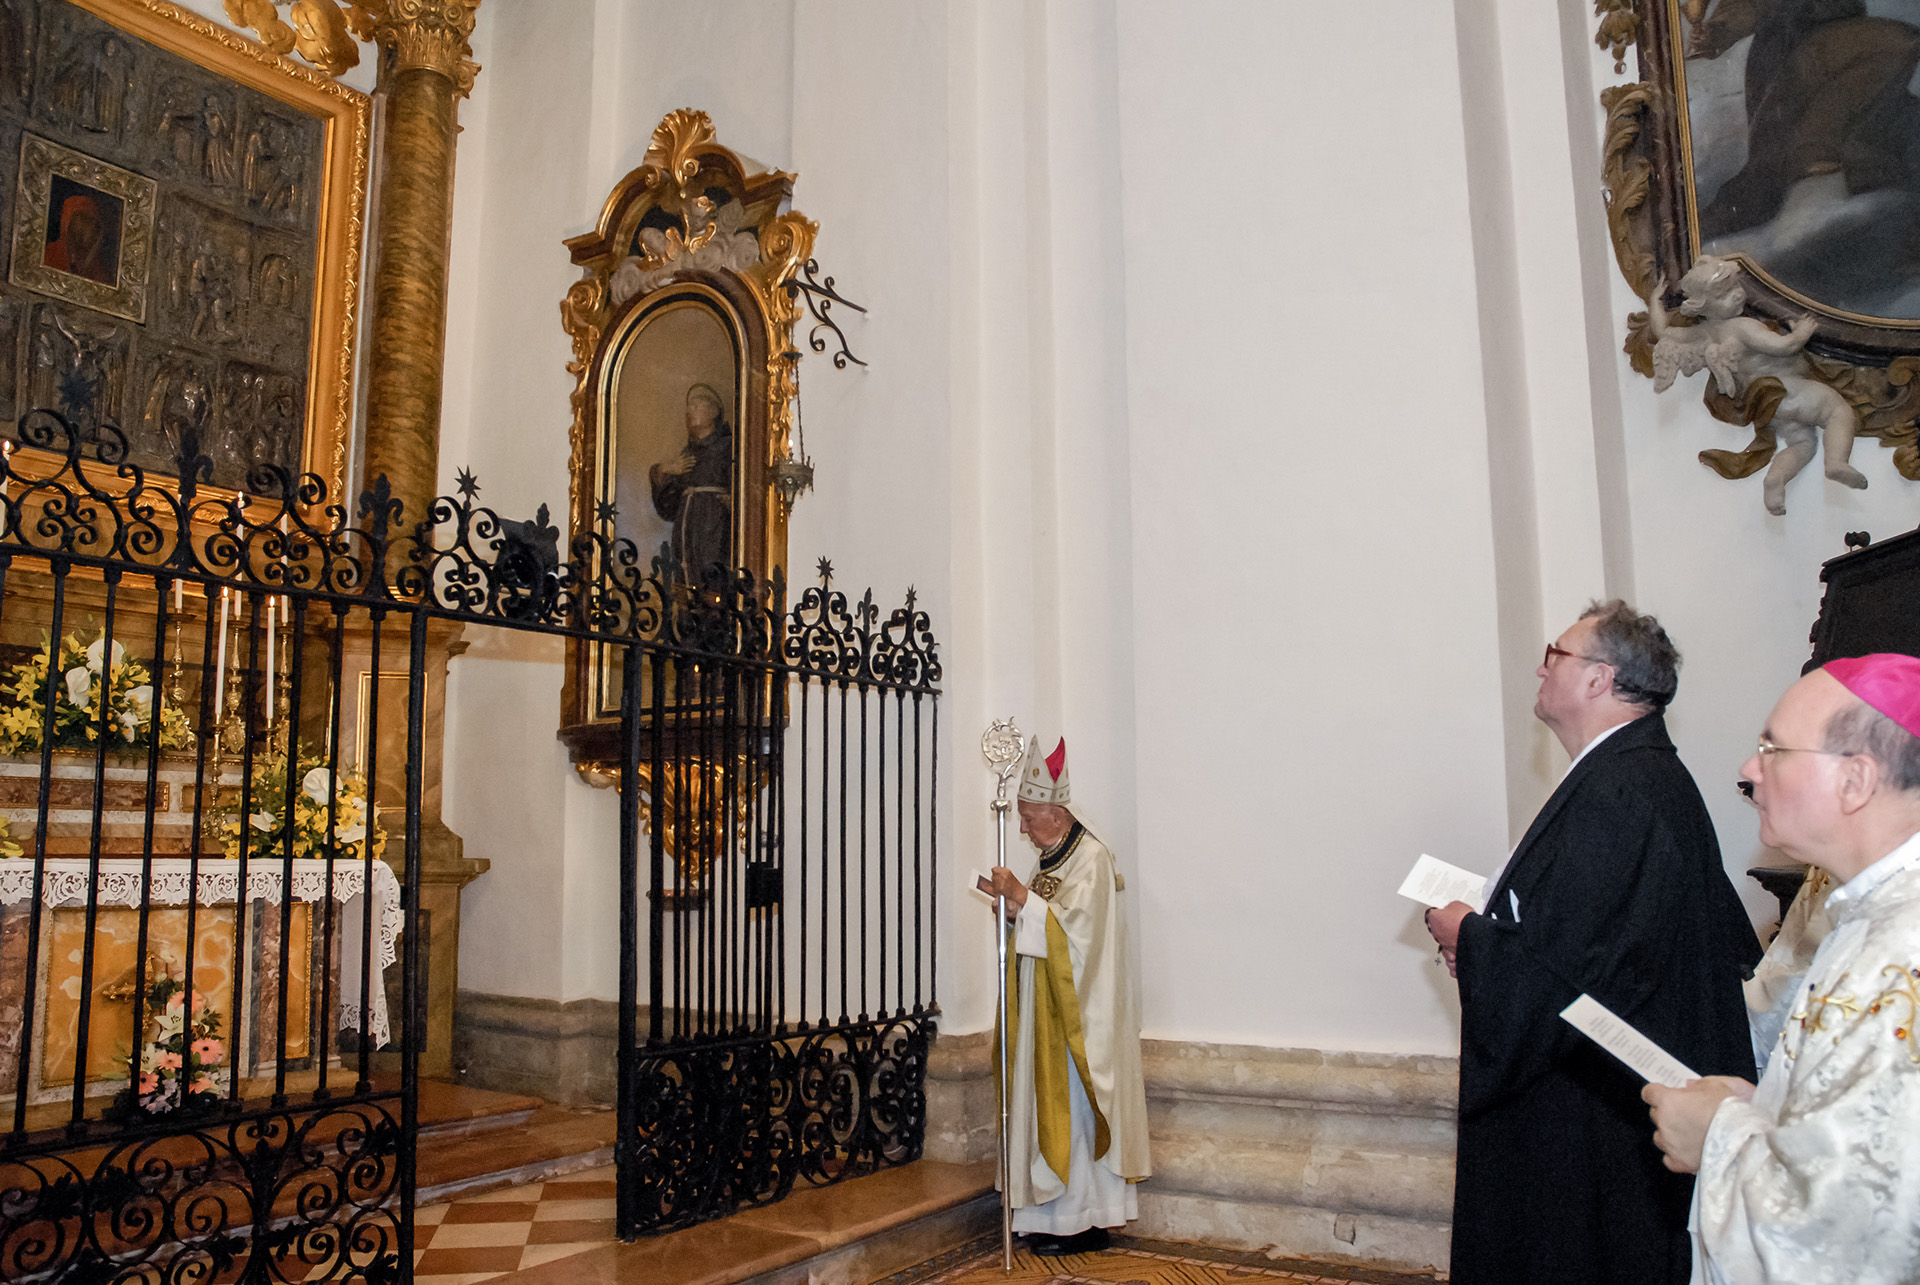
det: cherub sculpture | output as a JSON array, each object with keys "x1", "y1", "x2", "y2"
[{"x1": 1649, "y1": 255, "x2": 1863, "y2": 515}]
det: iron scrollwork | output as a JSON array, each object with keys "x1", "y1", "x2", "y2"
[
  {"x1": 0, "y1": 1099, "x2": 403, "y2": 1284},
  {"x1": 623, "y1": 1015, "x2": 931, "y2": 1234},
  {"x1": 784, "y1": 259, "x2": 868, "y2": 371}
]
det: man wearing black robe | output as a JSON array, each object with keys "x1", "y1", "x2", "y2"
[{"x1": 1428, "y1": 600, "x2": 1762, "y2": 1285}]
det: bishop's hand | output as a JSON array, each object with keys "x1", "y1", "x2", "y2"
[
  {"x1": 978, "y1": 866, "x2": 1028, "y2": 915},
  {"x1": 1643, "y1": 1077, "x2": 1754, "y2": 1173}
]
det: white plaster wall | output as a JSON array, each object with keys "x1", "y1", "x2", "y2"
[
  {"x1": 435, "y1": 0, "x2": 1886, "y2": 1052},
  {"x1": 1115, "y1": 2, "x2": 1510, "y2": 1055}
]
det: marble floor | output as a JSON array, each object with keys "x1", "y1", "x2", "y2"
[
  {"x1": 882, "y1": 1237, "x2": 1445, "y2": 1285},
  {"x1": 412, "y1": 1165, "x2": 619, "y2": 1283}
]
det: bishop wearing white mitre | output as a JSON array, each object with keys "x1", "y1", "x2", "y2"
[{"x1": 980, "y1": 736, "x2": 1151, "y2": 1256}]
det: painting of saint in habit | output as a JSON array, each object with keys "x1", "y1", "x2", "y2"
[
  {"x1": 609, "y1": 300, "x2": 738, "y2": 585},
  {"x1": 651, "y1": 383, "x2": 734, "y2": 583},
  {"x1": 1681, "y1": 0, "x2": 1920, "y2": 319},
  {"x1": 41, "y1": 175, "x2": 124, "y2": 287}
]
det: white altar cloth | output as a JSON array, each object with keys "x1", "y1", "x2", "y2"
[{"x1": 0, "y1": 856, "x2": 401, "y2": 1048}]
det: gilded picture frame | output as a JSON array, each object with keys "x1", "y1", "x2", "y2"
[
  {"x1": 9, "y1": 133, "x2": 158, "y2": 322},
  {"x1": 1596, "y1": 0, "x2": 1920, "y2": 480},
  {"x1": 557, "y1": 109, "x2": 816, "y2": 771},
  {"x1": 0, "y1": 0, "x2": 368, "y2": 507}
]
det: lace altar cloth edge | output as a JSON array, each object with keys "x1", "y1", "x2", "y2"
[{"x1": 0, "y1": 857, "x2": 400, "y2": 1047}]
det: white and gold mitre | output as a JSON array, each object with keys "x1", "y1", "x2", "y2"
[{"x1": 1016, "y1": 735, "x2": 1070, "y2": 805}]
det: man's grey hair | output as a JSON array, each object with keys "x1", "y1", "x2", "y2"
[
  {"x1": 1579, "y1": 599, "x2": 1680, "y2": 711},
  {"x1": 1823, "y1": 699, "x2": 1920, "y2": 793}
]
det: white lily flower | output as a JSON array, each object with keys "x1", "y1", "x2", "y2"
[
  {"x1": 301, "y1": 767, "x2": 331, "y2": 804},
  {"x1": 64, "y1": 666, "x2": 91, "y2": 707},
  {"x1": 125, "y1": 685, "x2": 152, "y2": 717},
  {"x1": 250, "y1": 810, "x2": 277, "y2": 831},
  {"x1": 83, "y1": 638, "x2": 126, "y2": 673},
  {"x1": 338, "y1": 823, "x2": 366, "y2": 844}
]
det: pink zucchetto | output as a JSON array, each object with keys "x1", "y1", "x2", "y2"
[{"x1": 1824, "y1": 653, "x2": 1920, "y2": 738}]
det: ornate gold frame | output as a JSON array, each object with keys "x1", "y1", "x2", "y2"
[
  {"x1": 7, "y1": 0, "x2": 369, "y2": 509},
  {"x1": 1595, "y1": 0, "x2": 1920, "y2": 481},
  {"x1": 557, "y1": 109, "x2": 816, "y2": 769}
]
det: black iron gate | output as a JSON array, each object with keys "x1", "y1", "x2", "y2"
[
  {"x1": 0, "y1": 412, "x2": 942, "y2": 1276},
  {"x1": 614, "y1": 567, "x2": 942, "y2": 1236}
]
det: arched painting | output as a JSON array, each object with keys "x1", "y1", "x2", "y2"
[{"x1": 605, "y1": 293, "x2": 743, "y2": 587}]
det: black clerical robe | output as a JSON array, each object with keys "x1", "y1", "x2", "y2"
[{"x1": 1452, "y1": 713, "x2": 1761, "y2": 1285}]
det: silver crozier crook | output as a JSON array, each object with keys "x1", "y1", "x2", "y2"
[{"x1": 981, "y1": 718, "x2": 1025, "y2": 1273}]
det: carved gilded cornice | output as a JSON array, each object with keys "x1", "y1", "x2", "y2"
[{"x1": 222, "y1": 0, "x2": 479, "y2": 94}]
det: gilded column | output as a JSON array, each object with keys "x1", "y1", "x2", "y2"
[{"x1": 361, "y1": 0, "x2": 480, "y2": 529}]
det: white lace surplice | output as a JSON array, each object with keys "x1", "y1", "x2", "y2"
[{"x1": 1694, "y1": 841, "x2": 1920, "y2": 1285}]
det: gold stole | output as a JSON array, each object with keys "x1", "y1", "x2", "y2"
[{"x1": 997, "y1": 911, "x2": 1112, "y2": 1184}]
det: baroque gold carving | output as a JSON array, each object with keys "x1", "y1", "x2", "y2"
[
  {"x1": 1595, "y1": 3, "x2": 1920, "y2": 499},
  {"x1": 557, "y1": 109, "x2": 818, "y2": 777},
  {"x1": 370, "y1": 0, "x2": 481, "y2": 96},
  {"x1": 559, "y1": 109, "x2": 813, "y2": 581},
  {"x1": 222, "y1": 0, "x2": 477, "y2": 93},
  {"x1": 1593, "y1": 0, "x2": 1639, "y2": 74},
  {"x1": 575, "y1": 756, "x2": 757, "y2": 889},
  {"x1": 1599, "y1": 81, "x2": 1658, "y2": 305}
]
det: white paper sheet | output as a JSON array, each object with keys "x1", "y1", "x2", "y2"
[
  {"x1": 1559, "y1": 993, "x2": 1699, "y2": 1088},
  {"x1": 969, "y1": 867, "x2": 997, "y2": 905},
  {"x1": 1397, "y1": 853, "x2": 1488, "y2": 912}
]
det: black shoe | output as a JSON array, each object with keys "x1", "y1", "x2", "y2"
[{"x1": 1030, "y1": 1226, "x2": 1110, "y2": 1256}]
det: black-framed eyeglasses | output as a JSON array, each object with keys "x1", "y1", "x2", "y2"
[{"x1": 1544, "y1": 643, "x2": 1603, "y2": 668}]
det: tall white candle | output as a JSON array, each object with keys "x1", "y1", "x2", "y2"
[
  {"x1": 264, "y1": 597, "x2": 276, "y2": 726},
  {"x1": 172, "y1": 579, "x2": 183, "y2": 613},
  {"x1": 212, "y1": 588, "x2": 229, "y2": 713}
]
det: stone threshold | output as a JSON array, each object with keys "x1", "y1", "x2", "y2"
[{"x1": 495, "y1": 1158, "x2": 997, "y2": 1285}]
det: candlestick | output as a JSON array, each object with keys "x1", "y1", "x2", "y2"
[
  {"x1": 172, "y1": 578, "x2": 183, "y2": 613},
  {"x1": 212, "y1": 588, "x2": 229, "y2": 714},
  {"x1": 264, "y1": 597, "x2": 276, "y2": 727}
]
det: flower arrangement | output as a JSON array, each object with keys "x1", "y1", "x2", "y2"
[
  {"x1": 219, "y1": 745, "x2": 386, "y2": 864},
  {"x1": 0, "y1": 629, "x2": 192, "y2": 756},
  {"x1": 0, "y1": 815, "x2": 20, "y2": 858},
  {"x1": 115, "y1": 971, "x2": 227, "y2": 1117}
]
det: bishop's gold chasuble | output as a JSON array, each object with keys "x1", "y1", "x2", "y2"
[{"x1": 999, "y1": 824, "x2": 1151, "y2": 1210}]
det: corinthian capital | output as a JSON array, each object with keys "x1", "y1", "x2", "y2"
[{"x1": 371, "y1": 0, "x2": 482, "y2": 96}]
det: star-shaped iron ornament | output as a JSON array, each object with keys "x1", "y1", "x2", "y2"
[
  {"x1": 904, "y1": 585, "x2": 917, "y2": 612},
  {"x1": 454, "y1": 467, "x2": 480, "y2": 504},
  {"x1": 816, "y1": 556, "x2": 834, "y2": 585},
  {"x1": 595, "y1": 499, "x2": 619, "y2": 527}
]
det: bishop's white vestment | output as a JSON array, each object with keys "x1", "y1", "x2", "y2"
[
  {"x1": 1692, "y1": 831, "x2": 1920, "y2": 1285},
  {"x1": 999, "y1": 823, "x2": 1151, "y2": 1233}
]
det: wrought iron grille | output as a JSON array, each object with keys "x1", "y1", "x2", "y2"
[
  {"x1": 617, "y1": 561, "x2": 942, "y2": 1236},
  {"x1": 0, "y1": 410, "x2": 943, "y2": 1275}
]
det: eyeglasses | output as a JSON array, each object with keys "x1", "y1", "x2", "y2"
[
  {"x1": 1738, "y1": 739, "x2": 1856, "y2": 806},
  {"x1": 1543, "y1": 644, "x2": 1603, "y2": 668},
  {"x1": 1753, "y1": 737, "x2": 1849, "y2": 759}
]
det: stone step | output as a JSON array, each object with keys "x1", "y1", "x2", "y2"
[{"x1": 493, "y1": 1158, "x2": 997, "y2": 1285}]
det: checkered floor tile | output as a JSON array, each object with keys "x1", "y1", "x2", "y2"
[{"x1": 412, "y1": 1165, "x2": 618, "y2": 1284}]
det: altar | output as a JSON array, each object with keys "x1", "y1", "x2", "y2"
[{"x1": 0, "y1": 857, "x2": 400, "y2": 1105}]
